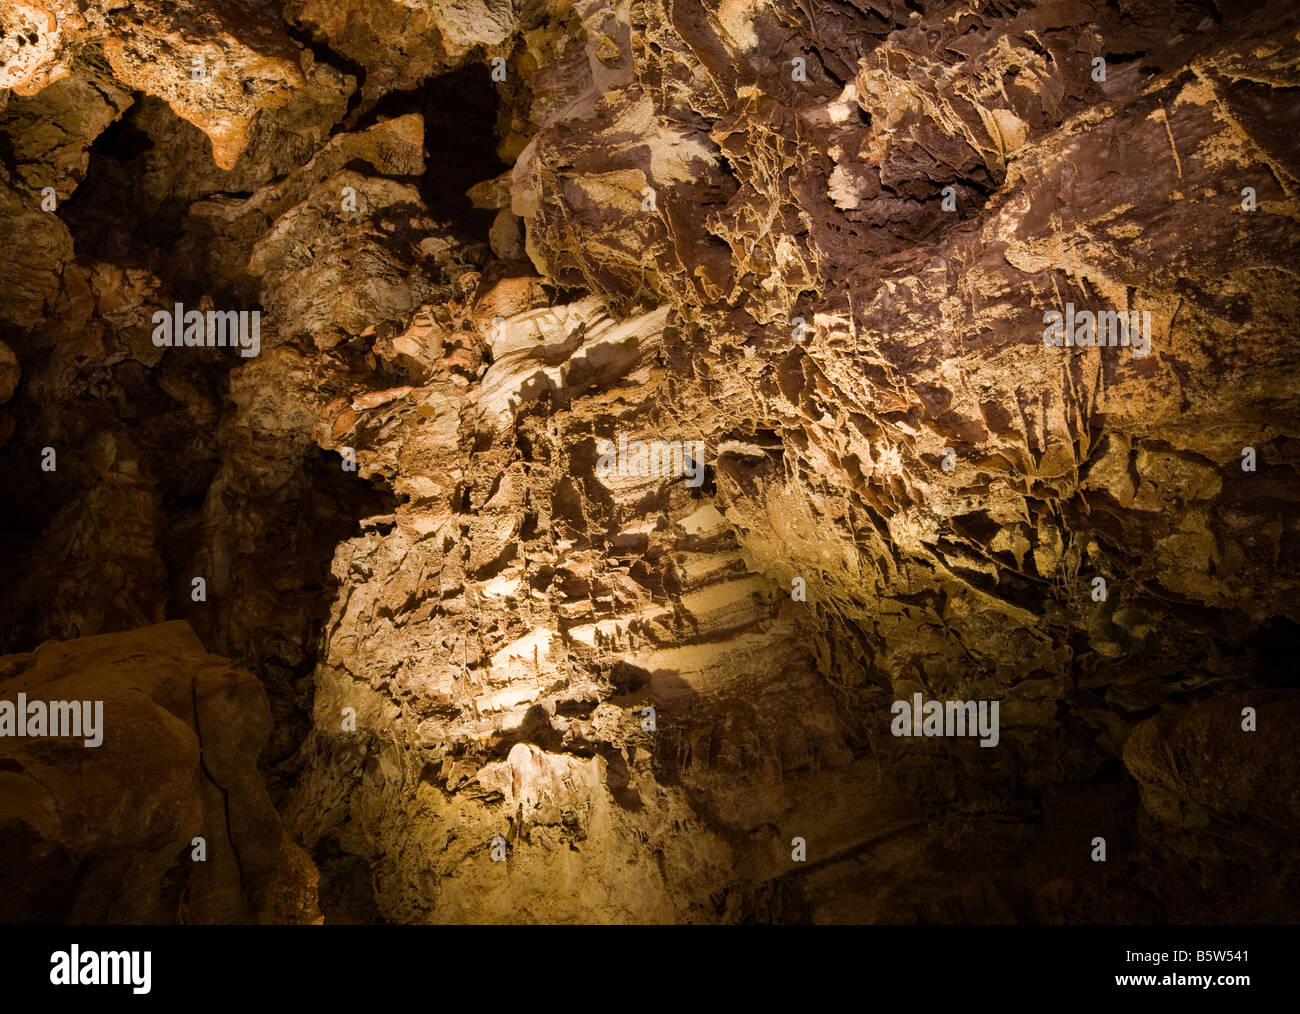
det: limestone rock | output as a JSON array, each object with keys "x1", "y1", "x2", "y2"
[
  {"x1": 0, "y1": 0, "x2": 1297, "y2": 926},
  {"x1": 0, "y1": 622, "x2": 320, "y2": 923}
]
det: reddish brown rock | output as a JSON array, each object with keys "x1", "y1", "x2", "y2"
[{"x1": 0, "y1": 0, "x2": 1296, "y2": 926}]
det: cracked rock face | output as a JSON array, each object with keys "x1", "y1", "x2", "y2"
[{"x1": 0, "y1": 0, "x2": 1298, "y2": 924}]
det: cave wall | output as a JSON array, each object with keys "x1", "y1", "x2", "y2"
[{"x1": 0, "y1": 0, "x2": 1297, "y2": 924}]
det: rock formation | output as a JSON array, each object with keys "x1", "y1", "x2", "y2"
[
  {"x1": 0, "y1": 0, "x2": 1297, "y2": 924},
  {"x1": 0, "y1": 621, "x2": 317, "y2": 923}
]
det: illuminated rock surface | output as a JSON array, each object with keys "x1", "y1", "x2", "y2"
[{"x1": 0, "y1": 0, "x2": 1297, "y2": 923}]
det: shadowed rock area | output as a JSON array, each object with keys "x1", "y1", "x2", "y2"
[{"x1": 0, "y1": 0, "x2": 1297, "y2": 924}]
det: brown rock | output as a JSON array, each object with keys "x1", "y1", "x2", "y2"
[{"x1": 0, "y1": 622, "x2": 319, "y2": 922}]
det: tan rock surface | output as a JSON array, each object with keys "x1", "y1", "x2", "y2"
[{"x1": 0, "y1": 0, "x2": 1297, "y2": 924}]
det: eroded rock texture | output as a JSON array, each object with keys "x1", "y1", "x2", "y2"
[
  {"x1": 0, "y1": 622, "x2": 318, "y2": 923},
  {"x1": 0, "y1": 0, "x2": 1297, "y2": 924}
]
